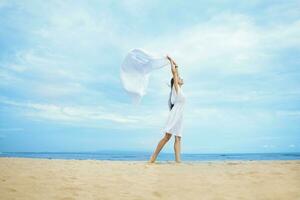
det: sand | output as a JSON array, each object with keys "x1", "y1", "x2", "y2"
[{"x1": 0, "y1": 158, "x2": 299, "y2": 200}]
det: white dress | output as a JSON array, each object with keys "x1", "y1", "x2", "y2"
[{"x1": 162, "y1": 84, "x2": 186, "y2": 137}]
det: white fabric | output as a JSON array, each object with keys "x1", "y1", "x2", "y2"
[
  {"x1": 120, "y1": 48, "x2": 170, "y2": 103},
  {"x1": 162, "y1": 84, "x2": 186, "y2": 137}
]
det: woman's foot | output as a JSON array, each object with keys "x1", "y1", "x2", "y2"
[{"x1": 148, "y1": 155, "x2": 156, "y2": 163}]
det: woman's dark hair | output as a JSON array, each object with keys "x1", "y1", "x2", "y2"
[{"x1": 168, "y1": 78, "x2": 174, "y2": 110}]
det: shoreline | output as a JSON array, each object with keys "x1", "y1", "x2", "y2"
[
  {"x1": 1, "y1": 156, "x2": 300, "y2": 163},
  {"x1": 1, "y1": 151, "x2": 299, "y2": 162}
]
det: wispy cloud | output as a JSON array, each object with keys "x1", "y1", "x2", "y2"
[
  {"x1": 145, "y1": 12, "x2": 300, "y2": 75},
  {"x1": 0, "y1": 98, "x2": 168, "y2": 129}
]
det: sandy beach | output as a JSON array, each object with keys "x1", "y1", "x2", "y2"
[{"x1": 0, "y1": 158, "x2": 299, "y2": 200}]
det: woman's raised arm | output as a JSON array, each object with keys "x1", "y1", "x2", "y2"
[{"x1": 167, "y1": 55, "x2": 179, "y2": 93}]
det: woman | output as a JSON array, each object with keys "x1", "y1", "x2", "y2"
[{"x1": 149, "y1": 55, "x2": 186, "y2": 163}]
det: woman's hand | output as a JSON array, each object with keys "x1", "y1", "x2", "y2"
[
  {"x1": 166, "y1": 55, "x2": 178, "y2": 67},
  {"x1": 166, "y1": 55, "x2": 172, "y2": 62}
]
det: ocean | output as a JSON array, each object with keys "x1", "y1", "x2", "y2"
[{"x1": 0, "y1": 151, "x2": 299, "y2": 161}]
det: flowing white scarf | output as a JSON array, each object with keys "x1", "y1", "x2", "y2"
[{"x1": 120, "y1": 48, "x2": 170, "y2": 104}]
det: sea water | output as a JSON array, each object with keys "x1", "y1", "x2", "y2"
[{"x1": 0, "y1": 151, "x2": 299, "y2": 161}]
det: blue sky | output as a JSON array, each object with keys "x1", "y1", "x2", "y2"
[{"x1": 0, "y1": 0, "x2": 299, "y2": 153}]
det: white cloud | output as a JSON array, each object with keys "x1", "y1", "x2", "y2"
[
  {"x1": 185, "y1": 89, "x2": 300, "y2": 106},
  {"x1": 145, "y1": 13, "x2": 300, "y2": 76},
  {"x1": 1, "y1": 99, "x2": 135, "y2": 123},
  {"x1": 182, "y1": 105, "x2": 300, "y2": 132},
  {"x1": 0, "y1": 48, "x2": 119, "y2": 99},
  {"x1": 144, "y1": 12, "x2": 300, "y2": 117},
  {"x1": 0, "y1": 1, "x2": 130, "y2": 100},
  {"x1": 0, "y1": 98, "x2": 167, "y2": 129}
]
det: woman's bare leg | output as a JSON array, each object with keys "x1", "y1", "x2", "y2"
[
  {"x1": 174, "y1": 135, "x2": 181, "y2": 163},
  {"x1": 149, "y1": 133, "x2": 172, "y2": 163}
]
